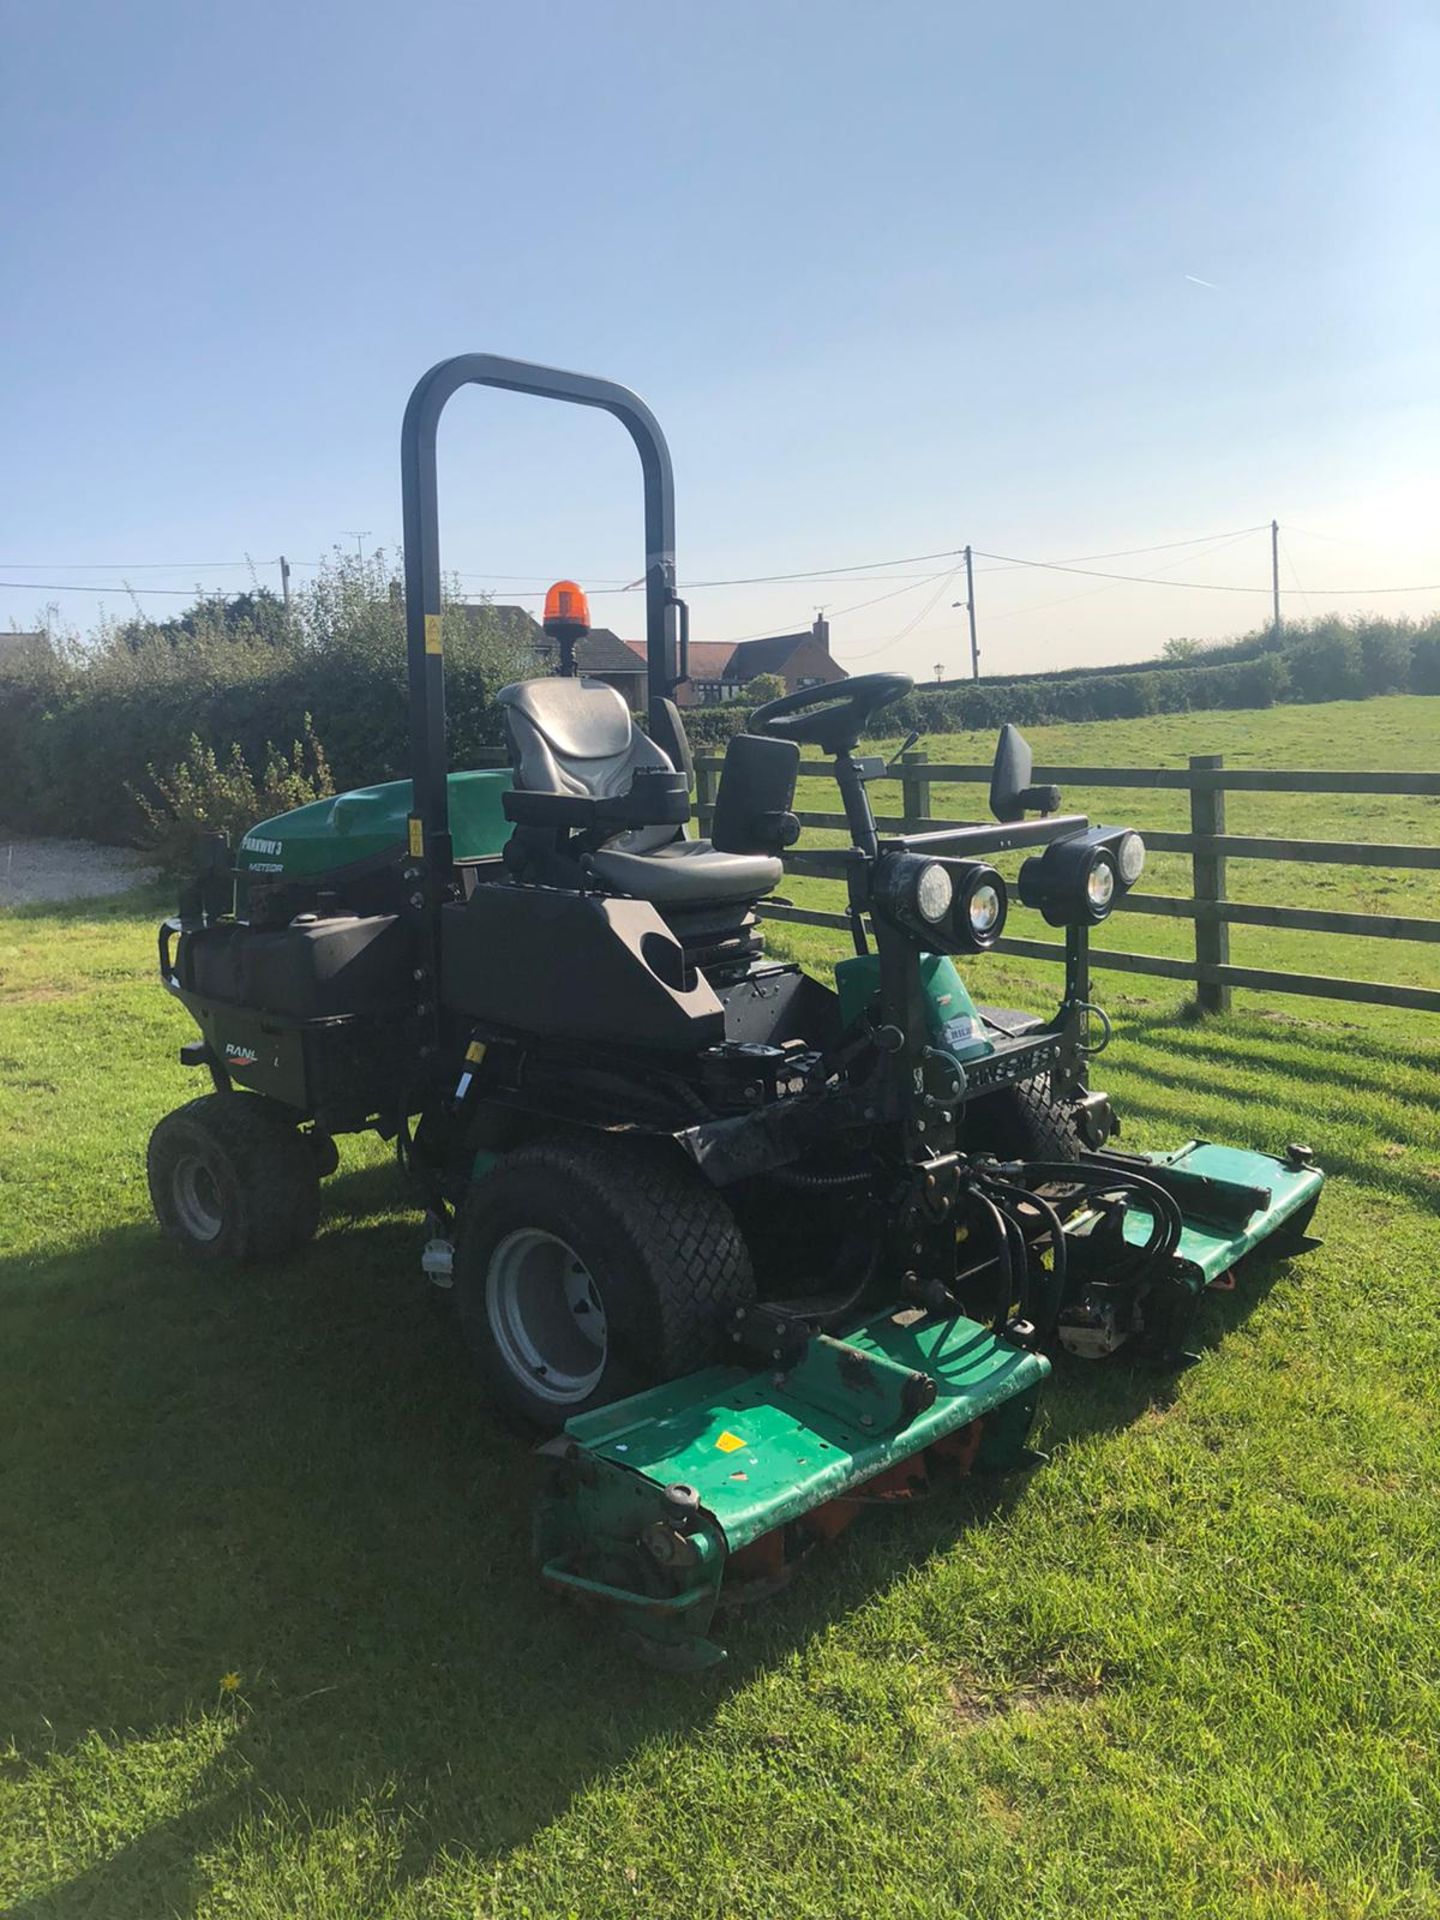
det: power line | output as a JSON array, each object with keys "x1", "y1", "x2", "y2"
[
  {"x1": 828, "y1": 567, "x2": 957, "y2": 620},
  {"x1": 839, "y1": 566, "x2": 967, "y2": 662},
  {"x1": 0, "y1": 579, "x2": 271, "y2": 597},
  {"x1": 672, "y1": 546, "x2": 965, "y2": 588},
  {"x1": 1, "y1": 529, "x2": 1252, "y2": 585},
  {"x1": 970, "y1": 548, "x2": 1440, "y2": 595},
  {"x1": 979, "y1": 529, "x2": 1265, "y2": 627},
  {"x1": 0, "y1": 557, "x2": 272, "y2": 571},
  {"x1": 9, "y1": 521, "x2": 1440, "y2": 609},
  {"x1": 462, "y1": 570, "x2": 958, "y2": 600},
  {"x1": 1278, "y1": 532, "x2": 1314, "y2": 619},
  {"x1": 971, "y1": 523, "x2": 1268, "y2": 572}
]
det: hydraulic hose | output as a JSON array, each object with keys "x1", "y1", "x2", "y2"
[
  {"x1": 1006, "y1": 1160, "x2": 1184, "y2": 1280},
  {"x1": 964, "y1": 1187, "x2": 1019, "y2": 1336},
  {"x1": 811, "y1": 1231, "x2": 885, "y2": 1332},
  {"x1": 981, "y1": 1178, "x2": 1068, "y2": 1338},
  {"x1": 993, "y1": 1195, "x2": 1032, "y2": 1329},
  {"x1": 766, "y1": 1165, "x2": 873, "y2": 1191},
  {"x1": 766, "y1": 1223, "x2": 883, "y2": 1334}
]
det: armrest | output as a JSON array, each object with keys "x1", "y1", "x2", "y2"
[
  {"x1": 502, "y1": 768, "x2": 691, "y2": 832},
  {"x1": 502, "y1": 789, "x2": 603, "y2": 829}
]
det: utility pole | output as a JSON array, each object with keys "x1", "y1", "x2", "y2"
[
  {"x1": 279, "y1": 554, "x2": 292, "y2": 619},
  {"x1": 951, "y1": 545, "x2": 980, "y2": 681},
  {"x1": 1270, "y1": 518, "x2": 1282, "y2": 643},
  {"x1": 342, "y1": 530, "x2": 372, "y2": 561}
]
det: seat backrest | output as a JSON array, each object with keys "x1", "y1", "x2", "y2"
[
  {"x1": 497, "y1": 676, "x2": 677, "y2": 856},
  {"x1": 498, "y1": 677, "x2": 672, "y2": 799}
]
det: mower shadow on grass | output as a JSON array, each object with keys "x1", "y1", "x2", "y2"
[{"x1": 0, "y1": 1142, "x2": 1328, "y2": 1920}]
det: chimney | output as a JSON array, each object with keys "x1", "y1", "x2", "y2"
[{"x1": 812, "y1": 612, "x2": 831, "y2": 655}]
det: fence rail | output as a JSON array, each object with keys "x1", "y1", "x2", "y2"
[{"x1": 693, "y1": 751, "x2": 1440, "y2": 1015}]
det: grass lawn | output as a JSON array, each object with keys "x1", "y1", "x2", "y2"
[{"x1": 2, "y1": 695, "x2": 1439, "y2": 1919}]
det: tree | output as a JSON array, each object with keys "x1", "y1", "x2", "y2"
[
  {"x1": 115, "y1": 588, "x2": 290, "y2": 653},
  {"x1": 1162, "y1": 637, "x2": 1200, "y2": 662},
  {"x1": 743, "y1": 671, "x2": 786, "y2": 703}
]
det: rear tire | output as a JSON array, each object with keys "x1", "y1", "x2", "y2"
[
  {"x1": 453, "y1": 1135, "x2": 755, "y2": 1431},
  {"x1": 148, "y1": 1093, "x2": 321, "y2": 1264}
]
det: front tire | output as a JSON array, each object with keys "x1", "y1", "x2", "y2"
[
  {"x1": 967, "y1": 1072, "x2": 1087, "y2": 1164},
  {"x1": 147, "y1": 1093, "x2": 321, "y2": 1264},
  {"x1": 453, "y1": 1135, "x2": 755, "y2": 1431}
]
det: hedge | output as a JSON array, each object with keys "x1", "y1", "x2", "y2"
[
  {"x1": 1, "y1": 600, "x2": 1434, "y2": 846},
  {"x1": 0, "y1": 557, "x2": 534, "y2": 843},
  {"x1": 662, "y1": 621, "x2": 1435, "y2": 750}
]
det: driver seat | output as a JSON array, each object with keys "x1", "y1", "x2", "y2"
[{"x1": 498, "y1": 678, "x2": 785, "y2": 906}]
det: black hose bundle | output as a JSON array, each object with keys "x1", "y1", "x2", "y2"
[
  {"x1": 964, "y1": 1187, "x2": 1018, "y2": 1334},
  {"x1": 956, "y1": 1155, "x2": 1185, "y2": 1341},
  {"x1": 1005, "y1": 1159, "x2": 1185, "y2": 1281},
  {"x1": 978, "y1": 1178, "x2": 1069, "y2": 1338}
]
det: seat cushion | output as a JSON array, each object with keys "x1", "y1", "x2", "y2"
[{"x1": 588, "y1": 838, "x2": 782, "y2": 906}]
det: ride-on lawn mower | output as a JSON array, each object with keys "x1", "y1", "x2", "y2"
[{"x1": 150, "y1": 355, "x2": 1323, "y2": 1665}]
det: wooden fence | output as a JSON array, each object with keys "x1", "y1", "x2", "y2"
[{"x1": 694, "y1": 751, "x2": 1440, "y2": 1016}]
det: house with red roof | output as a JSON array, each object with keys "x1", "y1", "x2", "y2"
[{"x1": 623, "y1": 614, "x2": 846, "y2": 708}]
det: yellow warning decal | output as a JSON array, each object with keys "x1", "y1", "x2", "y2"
[
  {"x1": 715, "y1": 1430, "x2": 747, "y2": 1453},
  {"x1": 464, "y1": 1040, "x2": 487, "y2": 1065},
  {"x1": 424, "y1": 612, "x2": 443, "y2": 655},
  {"x1": 407, "y1": 817, "x2": 424, "y2": 858}
]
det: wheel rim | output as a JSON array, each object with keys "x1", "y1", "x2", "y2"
[
  {"x1": 171, "y1": 1154, "x2": 223, "y2": 1242},
  {"x1": 485, "y1": 1228, "x2": 608, "y2": 1407}
]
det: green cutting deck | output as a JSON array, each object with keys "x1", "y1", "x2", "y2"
[
  {"x1": 1124, "y1": 1141, "x2": 1324, "y2": 1285},
  {"x1": 537, "y1": 1308, "x2": 1049, "y2": 1666}
]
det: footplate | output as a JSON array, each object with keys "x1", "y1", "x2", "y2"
[{"x1": 536, "y1": 1308, "x2": 1050, "y2": 1667}]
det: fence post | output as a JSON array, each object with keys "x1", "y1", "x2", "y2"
[
  {"x1": 900, "y1": 748, "x2": 931, "y2": 830},
  {"x1": 695, "y1": 754, "x2": 719, "y2": 833},
  {"x1": 1189, "y1": 753, "x2": 1231, "y2": 1014}
]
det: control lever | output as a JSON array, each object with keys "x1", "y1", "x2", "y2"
[{"x1": 885, "y1": 730, "x2": 923, "y2": 774}]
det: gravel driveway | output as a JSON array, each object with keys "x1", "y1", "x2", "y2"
[{"x1": 0, "y1": 833, "x2": 159, "y2": 907}]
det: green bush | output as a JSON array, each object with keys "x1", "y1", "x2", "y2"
[
  {"x1": 1411, "y1": 634, "x2": 1440, "y2": 695},
  {"x1": 132, "y1": 720, "x2": 334, "y2": 877},
  {"x1": 1355, "y1": 620, "x2": 1414, "y2": 695},
  {"x1": 1293, "y1": 630, "x2": 1366, "y2": 702},
  {"x1": 0, "y1": 551, "x2": 537, "y2": 842},
  {"x1": 742, "y1": 672, "x2": 786, "y2": 703}
]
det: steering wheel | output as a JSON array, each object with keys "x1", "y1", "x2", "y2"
[{"x1": 749, "y1": 672, "x2": 914, "y2": 755}]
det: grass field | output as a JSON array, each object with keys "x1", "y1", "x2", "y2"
[
  {"x1": 2, "y1": 695, "x2": 1439, "y2": 1919},
  {"x1": 780, "y1": 693, "x2": 1440, "y2": 1010}
]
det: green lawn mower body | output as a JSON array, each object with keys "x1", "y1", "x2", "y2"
[{"x1": 150, "y1": 355, "x2": 1325, "y2": 1664}]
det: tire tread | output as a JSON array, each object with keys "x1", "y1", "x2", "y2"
[{"x1": 148, "y1": 1092, "x2": 319, "y2": 1262}]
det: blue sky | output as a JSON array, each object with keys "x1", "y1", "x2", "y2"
[{"x1": 2, "y1": 1, "x2": 1436, "y2": 678}]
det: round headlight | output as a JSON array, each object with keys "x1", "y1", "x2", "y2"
[
  {"x1": 1086, "y1": 856, "x2": 1117, "y2": 912},
  {"x1": 915, "y1": 861, "x2": 954, "y2": 924},
  {"x1": 968, "y1": 881, "x2": 1003, "y2": 936},
  {"x1": 1115, "y1": 831, "x2": 1146, "y2": 885}
]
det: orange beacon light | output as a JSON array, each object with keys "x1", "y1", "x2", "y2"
[{"x1": 543, "y1": 580, "x2": 591, "y2": 675}]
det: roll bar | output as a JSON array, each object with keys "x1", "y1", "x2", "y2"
[{"x1": 399, "y1": 353, "x2": 680, "y2": 855}]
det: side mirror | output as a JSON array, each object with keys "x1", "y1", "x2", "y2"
[{"x1": 989, "y1": 724, "x2": 1061, "y2": 822}]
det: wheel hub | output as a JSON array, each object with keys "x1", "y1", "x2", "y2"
[
  {"x1": 485, "y1": 1228, "x2": 608, "y2": 1407},
  {"x1": 171, "y1": 1154, "x2": 223, "y2": 1242}
]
